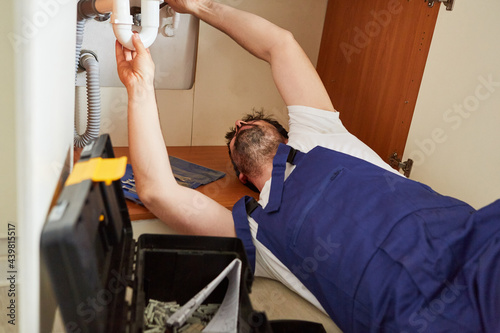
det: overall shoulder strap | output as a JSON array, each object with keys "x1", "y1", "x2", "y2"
[
  {"x1": 232, "y1": 196, "x2": 258, "y2": 272},
  {"x1": 236, "y1": 144, "x2": 305, "y2": 218},
  {"x1": 265, "y1": 144, "x2": 303, "y2": 213}
]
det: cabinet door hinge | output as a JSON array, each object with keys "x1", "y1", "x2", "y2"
[
  {"x1": 389, "y1": 152, "x2": 414, "y2": 178},
  {"x1": 426, "y1": 0, "x2": 455, "y2": 11}
]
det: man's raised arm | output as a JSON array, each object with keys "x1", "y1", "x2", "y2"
[
  {"x1": 168, "y1": 0, "x2": 335, "y2": 111},
  {"x1": 115, "y1": 34, "x2": 235, "y2": 237}
]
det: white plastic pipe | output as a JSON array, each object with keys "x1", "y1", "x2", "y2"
[
  {"x1": 94, "y1": 0, "x2": 113, "y2": 14},
  {"x1": 163, "y1": 8, "x2": 181, "y2": 37},
  {"x1": 113, "y1": 0, "x2": 161, "y2": 50},
  {"x1": 167, "y1": 6, "x2": 181, "y2": 30},
  {"x1": 94, "y1": 0, "x2": 161, "y2": 50}
]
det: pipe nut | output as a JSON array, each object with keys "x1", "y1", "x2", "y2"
[{"x1": 79, "y1": 50, "x2": 99, "y2": 69}]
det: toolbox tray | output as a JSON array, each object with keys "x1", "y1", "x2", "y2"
[{"x1": 41, "y1": 135, "x2": 326, "y2": 333}]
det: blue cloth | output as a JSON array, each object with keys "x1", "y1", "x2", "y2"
[
  {"x1": 121, "y1": 157, "x2": 225, "y2": 205},
  {"x1": 233, "y1": 144, "x2": 500, "y2": 332}
]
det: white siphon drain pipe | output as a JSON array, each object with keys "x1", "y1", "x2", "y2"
[{"x1": 93, "y1": 0, "x2": 162, "y2": 50}]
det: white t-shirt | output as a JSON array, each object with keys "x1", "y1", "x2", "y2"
[{"x1": 247, "y1": 105, "x2": 402, "y2": 314}]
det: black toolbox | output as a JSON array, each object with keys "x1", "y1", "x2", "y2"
[{"x1": 41, "y1": 135, "x2": 326, "y2": 333}]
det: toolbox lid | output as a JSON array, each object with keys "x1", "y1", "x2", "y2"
[{"x1": 41, "y1": 135, "x2": 135, "y2": 333}]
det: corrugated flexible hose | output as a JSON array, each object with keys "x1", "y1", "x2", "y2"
[{"x1": 74, "y1": 18, "x2": 101, "y2": 148}]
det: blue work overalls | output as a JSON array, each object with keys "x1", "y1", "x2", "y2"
[{"x1": 233, "y1": 144, "x2": 500, "y2": 333}]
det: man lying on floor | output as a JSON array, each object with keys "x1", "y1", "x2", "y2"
[{"x1": 115, "y1": 0, "x2": 500, "y2": 332}]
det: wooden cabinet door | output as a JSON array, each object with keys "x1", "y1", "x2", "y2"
[{"x1": 317, "y1": 0, "x2": 440, "y2": 165}]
